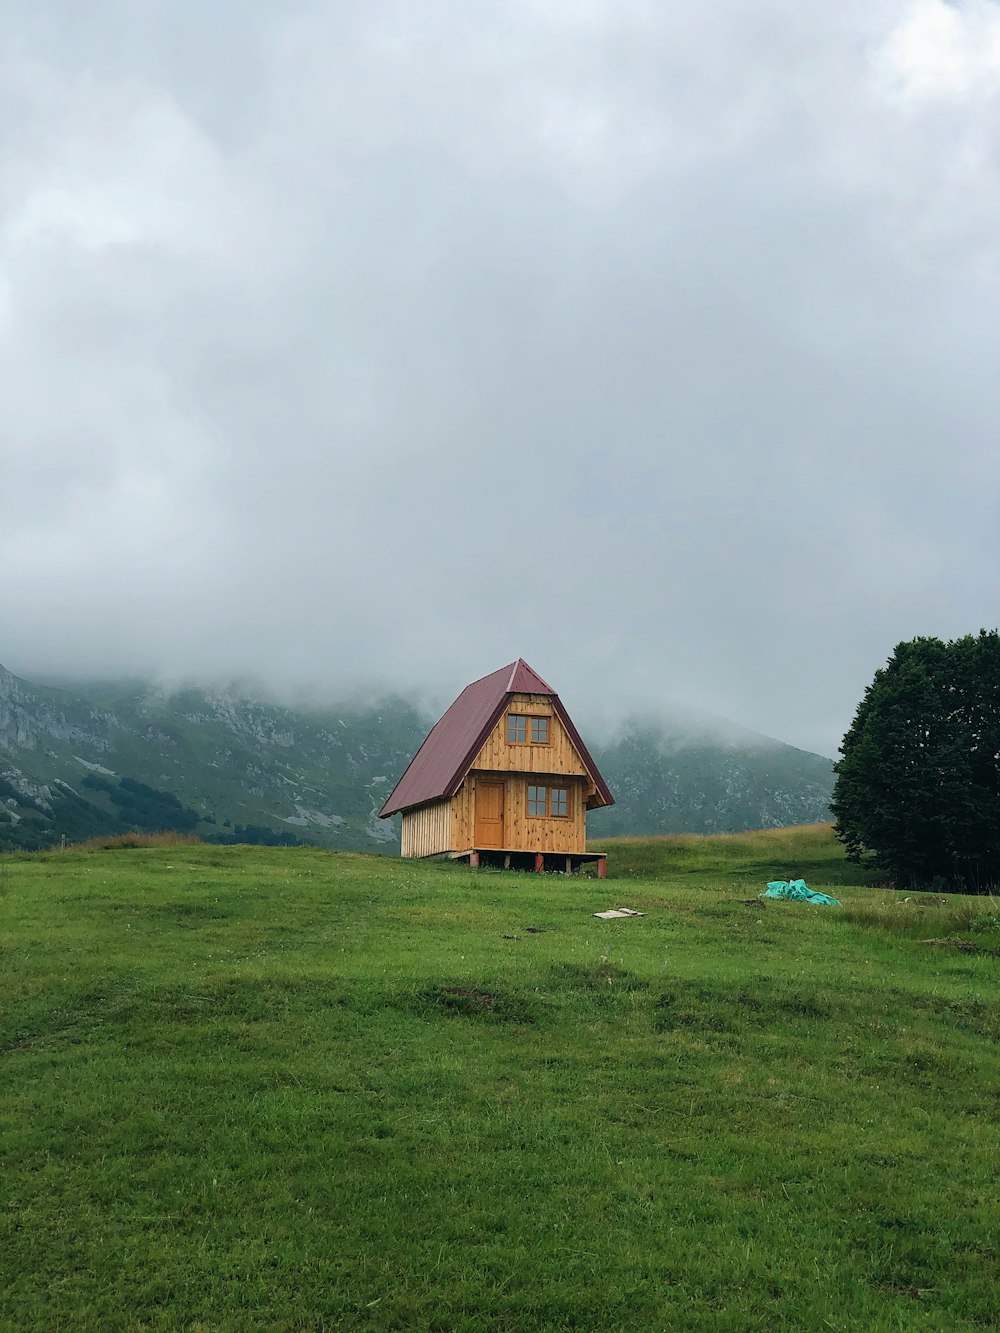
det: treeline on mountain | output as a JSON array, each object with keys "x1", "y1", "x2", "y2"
[
  {"x1": 83, "y1": 777, "x2": 307, "y2": 846},
  {"x1": 0, "y1": 768, "x2": 310, "y2": 852},
  {"x1": 81, "y1": 773, "x2": 200, "y2": 832},
  {"x1": 204, "y1": 824, "x2": 304, "y2": 847},
  {"x1": 833, "y1": 632, "x2": 1000, "y2": 891},
  {"x1": 0, "y1": 773, "x2": 202, "y2": 852},
  {"x1": 0, "y1": 774, "x2": 115, "y2": 851}
]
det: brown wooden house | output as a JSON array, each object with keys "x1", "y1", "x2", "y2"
[{"x1": 379, "y1": 659, "x2": 614, "y2": 874}]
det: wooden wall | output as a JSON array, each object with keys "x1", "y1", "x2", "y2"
[
  {"x1": 449, "y1": 772, "x2": 587, "y2": 854},
  {"x1": 400, "y1": 800, "x2": 452, "y2": 858},
  {"x1": 450, "y1": 780, "x2": 473, "y2": 852},
  {"x1": 473, "y1": 694, "x2": 589, "y2": 779},
  {"x1": 497, "y1": 772, "x2": 587, "y2": 852}
]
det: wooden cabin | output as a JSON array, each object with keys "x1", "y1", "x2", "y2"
[{"x1": 379, "y1": 659, "x2": 614, "y2": 874}]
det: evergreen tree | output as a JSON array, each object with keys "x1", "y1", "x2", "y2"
[{"x1": 832, "y1": 632, "x2": 1000, "y2": 890}]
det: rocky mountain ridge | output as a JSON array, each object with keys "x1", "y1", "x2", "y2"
[{"x1": 0, "y1": 664, "x2": 835, "y2": 852}]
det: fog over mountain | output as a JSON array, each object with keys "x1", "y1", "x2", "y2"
[
  {"x1": 0, "y1": 664, "x2": 835, "y2": 852},
  {"x1": 2, "y1": 1, "x2": 998, "y2": 758}
]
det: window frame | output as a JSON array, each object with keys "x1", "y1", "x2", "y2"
[
  {"x1": 530, "y1": 716, "x2": 549, "y2": 746},
  {"x1": 506, "y1": 714, "x2": 527, "y2": 745},
  {"x1": 526, "y1": 783, "x2": 571, "y2": 819},
  {"x1": 506, "y1": 712, "x2": 551, "y2": 746}
]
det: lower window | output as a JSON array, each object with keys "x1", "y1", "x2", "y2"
[{"x1": 527, "y1": 785, "x2": 569, "y2": 818}]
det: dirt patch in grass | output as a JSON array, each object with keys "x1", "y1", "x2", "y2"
[
  {"x1": 921, "y1": 937, "x2": 999, "y2": 956},
  {"x1": 407, "y1": 984, "x2": 542, "y2": 1025},
  {"x1": 1, "y1": 986, "x2": 140, "y2": 1055},
  {"x1": 653, "y1": 978, "x2": 833, "y2": 1038},
  {"x1": 545, "y1": 960, "x2": 649, "y2": 993},
  {"x1": 147, "y1": 901, "x2": 238, "y2": 924},
  {"x1": 930, "y1": 996, "x2": 998, "y2": 1031},
  {"x1": 440, "y1": 987, "x2": 497, "y2": 1006}
]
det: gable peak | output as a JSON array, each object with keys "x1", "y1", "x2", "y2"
[{"x1": 505, "y1": 658, "x2": 555, "y2": 695}]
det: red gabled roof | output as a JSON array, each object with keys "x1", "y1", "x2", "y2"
[{"x1": 378, "y1": 658, "x2": 614, "y2": 817}]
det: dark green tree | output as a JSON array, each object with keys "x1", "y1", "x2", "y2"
[{"x1": 832, "y1": 632, "x2": 1000, "y2": 890}]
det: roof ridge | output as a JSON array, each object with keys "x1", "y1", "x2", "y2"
[
  {"x1": 506, "y1": 658, "x2": 556, "y2": 696},
  {"x1": 463, "y1": 660, "x2": 516, "y2": 689},
  {"x1": 379, "y1": 659, "x2": 613, "y2": 817}
]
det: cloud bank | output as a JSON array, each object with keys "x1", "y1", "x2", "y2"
[{"x1": 2, "y1": 0, "x2": 998, "y2": 755}]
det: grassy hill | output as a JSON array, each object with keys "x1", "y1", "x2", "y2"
[
  {"x1": 590, "y1": 821, "x2": 876, "y2": 886},
  {"x1": 2, "y1": 827, "x2": 998, "y2": 1330}
]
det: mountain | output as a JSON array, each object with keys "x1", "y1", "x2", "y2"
[
  {"x1": 0, "y1": 664, "x2": 834, "y2": 852},
  {"x1": 0, "y1": 665, "x2": 426, "y2": 852},
  {"x1": 589, "y1": 718, "x2": 835, "y2": 837}
]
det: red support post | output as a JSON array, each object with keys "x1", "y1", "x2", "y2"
[
  {"x1": 534, "y1": 853, "x2": 545, "y2": 874},
  {"x1": 469, "y1": 851, "x2": 480, "y2": 868},
  {"x1": 596, "y1": 856, "x2": 607, "y2": 880}
]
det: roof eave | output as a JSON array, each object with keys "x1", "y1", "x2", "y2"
[{"x1": 441, "y1": 695, "x2": 512, "y2": 800}]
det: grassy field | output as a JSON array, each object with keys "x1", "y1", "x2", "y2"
[{"x1": 1, "y1": 826, "x2": 998, "y2": 1331}]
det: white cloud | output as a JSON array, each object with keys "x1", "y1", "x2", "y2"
[
  {"x1": 875, "y1": 0, "x2": 1000, "y2": 101},
  {"x1": 0, "y1": 0, "x2": 997, "y2": 756}
]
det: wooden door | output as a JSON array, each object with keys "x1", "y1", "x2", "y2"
[{"x1": 475, "y1": 781, "x2": 505, "y2": 848}]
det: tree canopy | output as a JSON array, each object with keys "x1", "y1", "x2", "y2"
[{"x1": 832, "y1": 632, "x2": 1000, "y2": 891}]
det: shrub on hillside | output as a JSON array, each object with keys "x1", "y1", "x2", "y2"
[
  {"x1": 71, "y1": 832, "x2": 204, "y2": 851},
  {"x1": 81, "y1": 773, "x2": 199, "y2": 834},
  {"x1": 205, "y1": 824, "x2": 306, "y2": 847}
]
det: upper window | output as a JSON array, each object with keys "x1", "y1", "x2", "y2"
[
  {"x1": 507, "y1": 715, "x2": 527, "y2": 744},
  {"x1": 507, "y1": 714, "x2": 549, "y2": 745}
]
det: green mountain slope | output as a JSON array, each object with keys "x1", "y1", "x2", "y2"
[
  {"x1": 0, "y1": 665, "x2": 426, "y2": 852},
  {"x1": 0, "y1": 664, "x2": 834, "y2": 852},
  {"x1": 588, "y1": 718, "x2": 834, "y2": 838}
]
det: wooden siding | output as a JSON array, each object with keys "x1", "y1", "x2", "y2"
[
  {"x1": 473, "y1": 694, "x2": 589, "y2": 779},
  {"x1": 400, "y1": 800, "x2": 452, "y2": 857},
  {"x1": 507, "y1": 694, "x2": 554, "y2": 715},
  {"x1": 449, "y1": 772, "x2": 587, "y2": 854},
  {"x1": 450, "y1": 779, "x2": 473, "y2": 851},
  {"x1": 500, "y1": 773, "x2": 587, "y2": 853}
]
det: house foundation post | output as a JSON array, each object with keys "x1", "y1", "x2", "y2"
[
  {"x1": 596, "y1": 856, "x2": 607, "y2": 879},
  {"x1": 469, "y1": 851, "x2": 480, "y2": 868},
  {"x1": 534, "y1": 853, "x2": 545, "y2": 874}
]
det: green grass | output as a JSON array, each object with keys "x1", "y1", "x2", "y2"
[
  {"x1": 1, "y1": 828, "x2": 998, "y2": 1331},
  {"x1": 590, "y1": 821, "x2": 881, "y2": 886}
]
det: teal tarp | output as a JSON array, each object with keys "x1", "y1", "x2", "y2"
[{"x1": 764, "y1": 879, "x2": 841, "y2": 907}]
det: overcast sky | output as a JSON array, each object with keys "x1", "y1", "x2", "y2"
[{"x1": 2, "y1": 0, "x2": 998, "y2": 756}]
